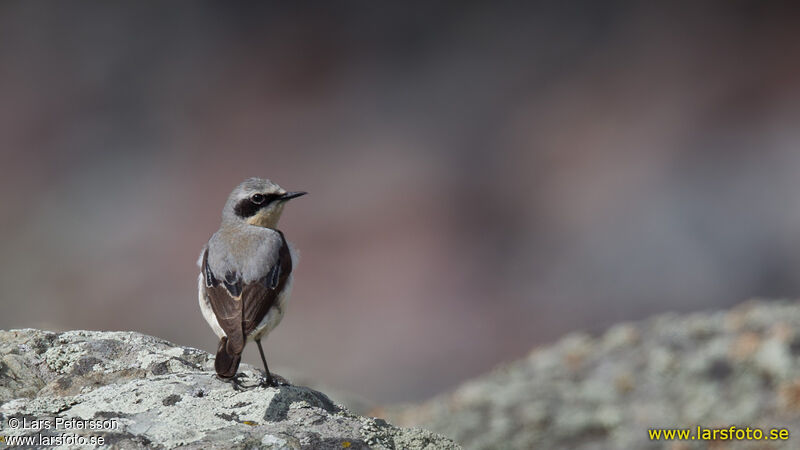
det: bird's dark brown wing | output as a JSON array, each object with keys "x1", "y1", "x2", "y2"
[{"x1": 242, "y1": 231, "x2": 293, "y2": 336}]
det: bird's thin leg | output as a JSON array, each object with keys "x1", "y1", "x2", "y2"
[{"x1": 255, "y1": 339, "x2": 274, "y2": 387}]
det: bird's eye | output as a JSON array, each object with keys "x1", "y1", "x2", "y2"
[{"x1": 250, "y1": 193, "x2": 266, "y2": 204}]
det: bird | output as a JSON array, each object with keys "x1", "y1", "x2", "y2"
[{"x1": 197, "y1": 177, "x2": 306, "y2": 386}]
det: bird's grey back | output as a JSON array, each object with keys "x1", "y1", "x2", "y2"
[{"x1": 206, "y1": 224, "x2": 284, "y2": 283}]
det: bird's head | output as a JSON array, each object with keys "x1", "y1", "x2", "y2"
[{"x1": 223, "y1": 177, "x2": 306, "y2": 228}]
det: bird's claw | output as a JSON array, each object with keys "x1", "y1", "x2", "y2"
[{"x1": 217, "y1": 372, "x2": 252, "y2": 391}]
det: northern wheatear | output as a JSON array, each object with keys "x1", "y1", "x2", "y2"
[{"x1": 198, "y1": 178, "x2": 305, "y2": 386}]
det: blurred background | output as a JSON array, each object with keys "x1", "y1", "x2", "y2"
[{"x1": 1, "y1": 2, "x2": 800, "y2": 404}]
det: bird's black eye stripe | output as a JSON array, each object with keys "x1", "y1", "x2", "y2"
[{"x1": 234, "y1": 194, "x2": 281, "y2": 218}]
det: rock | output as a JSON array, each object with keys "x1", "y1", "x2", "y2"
[
  {"x1": 0, "y1": 329, "x2": 458, "y2": 449},
  {"x1": 382, "y1": 300, "x2": 800, "y2": 449}
]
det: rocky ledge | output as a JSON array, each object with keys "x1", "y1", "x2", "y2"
[
  {"x1": 0, "y1": 329, "x2": 458, "y2": 449},
  {"x1": 383, "y1": 300, "x2": 800, "y2": 449}
]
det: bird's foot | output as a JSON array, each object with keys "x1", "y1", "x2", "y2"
[{"x1": 217, "y1": 372, "x2": 254, "y2": 391}]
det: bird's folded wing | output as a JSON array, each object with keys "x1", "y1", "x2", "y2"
[
  {"x1": 202, "y1": 248, "x2": 244, "y2": 354},
  {"x1": 242, "y1": 232, "x2": 293, "y2": 335}
]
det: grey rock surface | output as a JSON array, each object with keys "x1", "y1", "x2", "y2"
[
  {"x1": 383, "y1": 300, "x2": 800, "y2": 449},
  {"x1": 0, "y1": 329, "x2": 458, "y2": 449}
]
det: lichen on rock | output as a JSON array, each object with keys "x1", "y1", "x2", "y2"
[
  {"x1": 384, "y1": 300, "x2": 800, "y2": 450},
  {"x1": 0, "y1": 329, "x2": 458, "y2": 449}
]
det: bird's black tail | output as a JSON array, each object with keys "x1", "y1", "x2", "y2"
[{"x1": 215, "y1": 336, "x2": 241, "y2": 378}]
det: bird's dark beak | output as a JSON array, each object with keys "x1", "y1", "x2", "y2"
[{"x1": 281, "y1": 191, "x2": 307, "y2": 201}]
